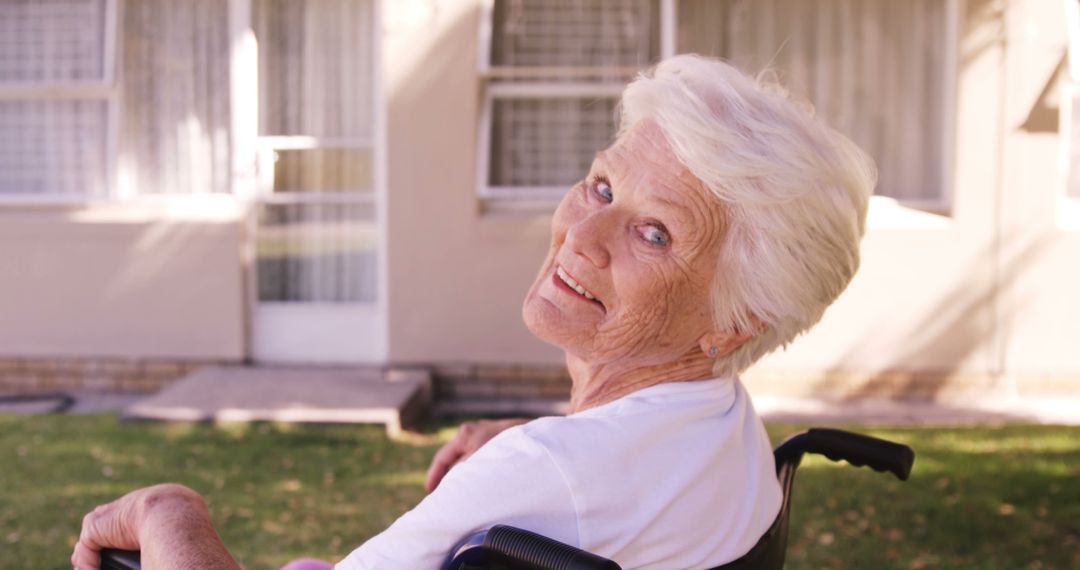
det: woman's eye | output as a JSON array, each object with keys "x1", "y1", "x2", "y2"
[
  {"x1": 591, "y1": 177, "x2": 613, "y2": 203},
  {"x1": 640, "y1": 224, "x2": 671, "y2": 247}
]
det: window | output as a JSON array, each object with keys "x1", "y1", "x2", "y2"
[
  {"x1": 478, "y1": 0, "x2": 957, "y2": 208},
  {"x1": 0, "y1": 0, "x2": 233, "y2": 200},
  {"x1": 478, "y1": 0, "x2": 667, "y2": 203},
  {"x1": 679, "y1": 0, "x2": 955, "y2": 207},
  {"x1": 0, "y1": 0, "x2": 115, "y2": 199}
]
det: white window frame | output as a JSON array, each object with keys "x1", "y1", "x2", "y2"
[
  {"x1": 476, "y1": 0, "x2": 960, "y2": 215},
  {"x1": 0, "y1": 0, "x2": 121, "y2": 205}
]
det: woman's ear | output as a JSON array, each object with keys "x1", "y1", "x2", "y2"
[
  {"x1": 698, "y1": 331, "x2": 749, "y2": 360},
  {"x1": 698, "y1": 317, "x2": 765, "y2": 359}
]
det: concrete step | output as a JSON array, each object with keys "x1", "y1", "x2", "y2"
[{"x1": 124, "y1": 366, "x2": 430, "y2": 436}]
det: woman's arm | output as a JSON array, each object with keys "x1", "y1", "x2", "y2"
[{"x1": 72, "y1": 484, "x2": 240, "y2": 570}]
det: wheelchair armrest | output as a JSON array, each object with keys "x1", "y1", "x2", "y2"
[
  {"x1": 777, "y1": 428, "x2": 914, "y2": 481},
  {"x1": 444, "y1": 525, "x2": 621, "y2": 570},
  {"x1": 101, "y1": 548, "x2": 141, "y2": 570}
]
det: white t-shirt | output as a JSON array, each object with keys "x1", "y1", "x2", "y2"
[{"x1": 337, "y1": 377, "x2": 781, "y2": 570}]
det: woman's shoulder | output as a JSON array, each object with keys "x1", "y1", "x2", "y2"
[
  {"x1": 515, "y1": 378, "x2": 763, "y2": 468},
  {"x1": 519, "y1": 413, "x2": 618, "y2": 442},
  {"x1": 512, "y1": 413, "x2": 644, "y2": 472}
]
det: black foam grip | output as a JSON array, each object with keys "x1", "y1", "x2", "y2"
[
  {"x1": 485, "y1": 525, "x2": 622, "y2": 570},
  {"x1": 101, "y1": 548, "x2": 142, "y2": 570},
  {"x1": 803, "y1": 428, "x2": 915, "y2": 481}
]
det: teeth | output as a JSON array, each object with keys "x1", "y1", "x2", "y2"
[
  {"x1": 556, "y1": 267, "x2": 578, "y2": 288},
  {"x1": 556, "y1": 266, "x2": 597, "y2": 302}
]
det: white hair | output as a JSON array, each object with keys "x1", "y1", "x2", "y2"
[{"x1": 618, "y1": 55, "x2": 877, "y2": 376}]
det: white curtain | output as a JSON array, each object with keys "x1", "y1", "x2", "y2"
[
  {"x1": 253, "y1": 0, "x2": 376, "y2": 304},
  {"x1": 255, "y1": 0, "x2": 373, "y2": 139},
  {"x1": 679, "y1": 0, "x2": 948, "y2": 202},
  {"x1": 120, "y1": 0, "x2": 231, "y2": 194},
  {"x1": 0, "y1": 0, "x2": 108, "y2": 197}
]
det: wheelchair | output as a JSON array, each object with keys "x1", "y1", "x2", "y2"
[{"x1": 102, "y1": 428, "x2": 914, "y2": 570}]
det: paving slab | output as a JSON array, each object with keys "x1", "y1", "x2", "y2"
[{"x1": 124, "y1": 366, "x2": 430, "y2": 436}]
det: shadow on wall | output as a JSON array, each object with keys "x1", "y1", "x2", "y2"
[
  {"x1": 1020, "y1": 51, "x2": 1067, "y2": 134},
  {"x1": 960, "y1": 0, "x2": 1006, "y2": 72},
  {"x1": 820, "y1": 228, "x2": 1052, "y2": 401}
]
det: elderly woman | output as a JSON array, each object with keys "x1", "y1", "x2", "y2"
[{"x1": 72, "y1": 55, "x2": 874, "y2": 570}]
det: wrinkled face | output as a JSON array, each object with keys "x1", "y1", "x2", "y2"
[{"x1": 522, "y1": 120, "x2": 728, "y2": 365}]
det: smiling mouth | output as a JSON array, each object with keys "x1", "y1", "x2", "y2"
[{"x1": 554, "y1": 266, "x2": 605, "y2": 309}]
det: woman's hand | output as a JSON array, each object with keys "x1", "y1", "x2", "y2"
[
  {"x1": 72, "y1": 485, "x2": 154, "y2": 569},
  {"x1": 425, "y1": 419, "x2": 529, "y2": 491},
  {"x1": 72, "y1": 483, "x2": 240, "y2": 570}
]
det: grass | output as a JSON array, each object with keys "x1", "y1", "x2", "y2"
[{"x1": 1, "y1": 415, "x2": 1077, "y2": 570}]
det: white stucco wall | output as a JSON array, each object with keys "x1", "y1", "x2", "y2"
[
  {"x1": 1, "y1": 0, "x2": 1075, "y2": 398},
  {"x1": 0, "y1": 200, "x2": 246, "y2": 360}
]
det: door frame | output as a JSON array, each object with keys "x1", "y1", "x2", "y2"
[{"x1": 228, "y1": 0, "x2": 388, "y2": 364}]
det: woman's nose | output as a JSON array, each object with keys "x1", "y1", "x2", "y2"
[{"x1": 565, "y1": 210, "x2": 613, "y2": 268}]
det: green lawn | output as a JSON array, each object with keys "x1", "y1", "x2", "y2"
[{"x1": 1, "y1": 415, "x2": 1077, "y2": 570}]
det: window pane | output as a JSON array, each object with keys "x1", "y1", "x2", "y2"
[
  {"x1": 490, "y1": 97, "x2": 617, "y2": 188},
  {"x1": 0, "y1": 100, "x2": 107, "y2": 196},
  {"x1": 254, "y1": 0, "x2": 375, "y2": 138},
  {"x1": 257, "y1": 202, "x2": 377, "y2": 303},
  {"x1": 272, "y1": 148, "x2": 372, "y2": 194},
  {"x1": 0, "y1": 0, "x2": 107, "y2": 82},
  {"x1": 678, "y1": 0, "x2": 948, "y2": 203},
  {"x1": 491, "y1": 0, "x2": 659, "y2": 68},
  {"x1": 121, "y1": 0, "x2": 231, "y2": 194}
]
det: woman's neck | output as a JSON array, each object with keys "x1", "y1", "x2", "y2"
[{"x1": 565, "y1": 348, "x2": 717, "y2": 413}]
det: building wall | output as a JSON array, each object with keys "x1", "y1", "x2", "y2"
[
  {"x1": 0, "y1": 0, "x2": 1075, "y2": 400},
  {"x1": 0, "y1": 200, "x2": 246, "y2": 361}
]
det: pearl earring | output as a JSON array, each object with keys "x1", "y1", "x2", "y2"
[{"x1": 708, "y1": 346, "x2": 719, "y2": 358}]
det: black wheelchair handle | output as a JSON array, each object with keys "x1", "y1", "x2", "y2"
[
  {"x1": 101, "y1": 548, "x2": 142, "y2": 570},
  {"x1": 801, "y1": 428, "x2": 915, "y2": 481},
  {"x1": 485, "y1": 525, "x2": 622, "y2": 570}
]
